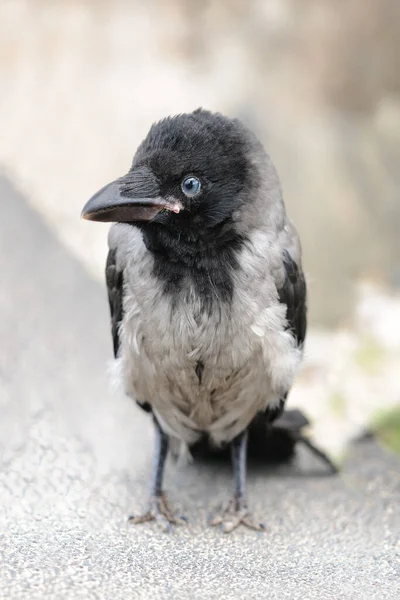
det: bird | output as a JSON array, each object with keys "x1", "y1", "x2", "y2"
[{"x1": 81, "y1": 108, "x2": 323, "y2": 533}]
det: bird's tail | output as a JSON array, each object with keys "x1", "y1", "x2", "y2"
[{"x1": 189, "y1": 409, "x2": 338, "y2": 474}]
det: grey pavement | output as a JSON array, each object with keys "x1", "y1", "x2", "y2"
[{"x1": 0, "y1": 175, "x2": 399, "y2": 600}]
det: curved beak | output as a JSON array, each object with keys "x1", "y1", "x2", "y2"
[{"x1": 81, "y1": 168, "x2": 182, "y2": 223}]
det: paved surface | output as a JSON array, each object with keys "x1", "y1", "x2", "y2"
[{"x1": 0, "y1": 176, "x2": 399, "y2": 599}]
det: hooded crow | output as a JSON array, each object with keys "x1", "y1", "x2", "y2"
[{"x1": 82, "y1": 109, "x2": 311, "y2": 532}]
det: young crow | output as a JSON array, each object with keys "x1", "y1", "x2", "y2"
[{"x1": 82, "y1": 109, "x2": 311, "y2": 532}]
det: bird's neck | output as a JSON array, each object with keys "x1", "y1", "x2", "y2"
[{"x1": 138, "y1": 221, "x2": 246, "y2": 306}]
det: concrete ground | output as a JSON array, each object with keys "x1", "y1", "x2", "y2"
[{"x1": 0, "y1": 175, "x2": 399, "y2": 599}]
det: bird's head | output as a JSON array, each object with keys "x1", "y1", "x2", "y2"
[{"x1": 82, "y1": 109, "x2": 283, "y2": 242}]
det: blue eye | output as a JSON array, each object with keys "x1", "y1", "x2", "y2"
[{"x1": 181, "y1": 176, "x2": 201, "y2": 197}]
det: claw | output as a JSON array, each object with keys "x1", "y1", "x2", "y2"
[
  {"x1": 128, "y1": 493, "x2": 186, "y2": 532},
  {"x1": 210, "y1": 497, "x2": 264, "y2": 533}
]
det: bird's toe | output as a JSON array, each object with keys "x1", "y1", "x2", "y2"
[
  {"x1": 210, "y1": 497, "x2": 264, "y2": 533},
  {"x1": 128, "y1": 493, "x2": 186, "y2": 532}
]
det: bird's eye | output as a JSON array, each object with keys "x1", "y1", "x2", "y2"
[{"x1": 181, "y1": 176, "x2": 201, "y2": 197}]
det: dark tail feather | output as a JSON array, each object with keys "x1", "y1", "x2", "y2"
[
  {"x1": 190, "y1": 409, "x2": 338, "y2": 474},
  {"x1": 291, "y1": 432, "x2": 338, "y2": 474}
]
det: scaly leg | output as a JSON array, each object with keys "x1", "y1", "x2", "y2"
[
  {"x1": 210, "y1": 430, "x2": 265, "y2": 533},
  {"x1": 128, "y1": 418, "x2": 186, "y2": 532}
]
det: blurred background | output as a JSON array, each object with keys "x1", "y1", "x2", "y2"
[{"x1": 1, "y1": 0, "x2": 399, "y2": 457}]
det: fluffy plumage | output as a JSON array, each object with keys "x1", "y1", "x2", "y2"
[{"x1": 83, "y1": 109, "x2": 315, "y2": 532}]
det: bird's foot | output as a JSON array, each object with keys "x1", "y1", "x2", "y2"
[
  {"x1": 128, "y1": 492, "x2": 186, "y2": 532},
  {"x1": 210, "y1": 496, "x2": 265, "y2": 533}
]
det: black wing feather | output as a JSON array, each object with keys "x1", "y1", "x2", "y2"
[
  {"x1": 105, "y1": 249, "x2": 152, "y2": 414},
  {"x1": 105, "y1": 248, "x2": 124, "y2": 358},
  {"x1": 263, "y1": 249, "x2": 307, "y2": 425},
  {"x1": 278, "y1": 249, "x2": 307, "y2": 347}
]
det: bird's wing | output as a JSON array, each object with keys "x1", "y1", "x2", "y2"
[
  {"x1": 106, "y1": 225, "x2": 153, "y2": 415},
  {"x1": 105, "y1": 247, "x2": 124, "y2": 358},
  {"x1": 263, "y1": 222, "x2": 307, "y2": 424},
  {"x1": 276, "y1": 222, "x2": 307, "y2": 347}
]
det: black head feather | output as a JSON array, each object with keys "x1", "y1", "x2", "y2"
[
  {"x1": 133, "y1": 108, "x2": 260, "y2": 229},
  {"x1": 131, "y1": 109, "x2": 262, "y2": 307}
]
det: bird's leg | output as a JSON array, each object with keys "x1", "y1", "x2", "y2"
[
  {"x1": 210, "y1": 430, "x2": 264, "y2": 533},
  {"x1": 128, "y1": 418, "x2": 186, "y2": 532}
]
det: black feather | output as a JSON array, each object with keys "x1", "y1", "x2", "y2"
[
  {"x1": 257, "y1": 250, "x2": 307, "y2": 431},
  {"x1": 190, "y1": 409, "x2": 337, "y2": 473},
  {"x1": 139, "y1": 220, "x2": 246, "y2": 310},
  {"x1": 278, "y1": 249, "x2": 307, "y2": 347},
  {"x1": 105, "y1": 249, "x2": 123, "y2": 358},
  {"x1": 130, "y1": 109, "x2": 260, "y2": 310},
  {"x1": 105, "y1": 249, "x2": 151, "y2": 414}
]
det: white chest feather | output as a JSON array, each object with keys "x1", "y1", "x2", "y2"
[{"x1": 114, "y1": 229, "x2": 302, "y2": 445}]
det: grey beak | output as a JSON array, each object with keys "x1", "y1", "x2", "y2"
[{"x1": 81, "y1": 169, "x2": 182, "y2": 223}]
